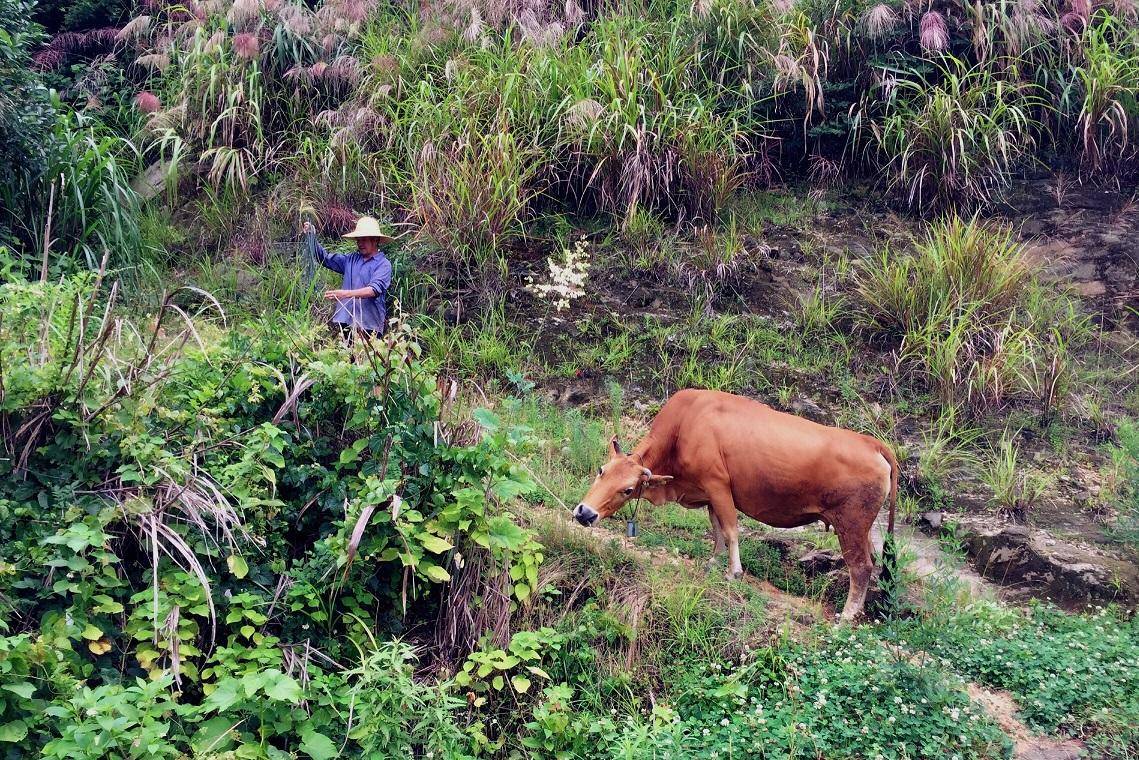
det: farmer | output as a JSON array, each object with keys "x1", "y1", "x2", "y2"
[{"x1": 302, "y1": 216, "x2": 394, "y2": 338}]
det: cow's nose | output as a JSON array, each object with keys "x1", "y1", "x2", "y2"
[{"x1": 572, "y1": 504, "x2": 598, "y2": 526}]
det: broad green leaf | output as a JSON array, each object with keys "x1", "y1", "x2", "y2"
[
  {"x1": 487, "y1": 517, "x2": 527, "y2": 551},
  {"x1": 418, "y1": 533, "x2": 453, "y2": 554},
  {"x1": 472, "y1": 408, "x2": 500, "y2": 431},
  {"x1": 204, "y1": 678, "x2": 241, "y2": 713},
  {"x1": 511, "y1": 675, "x2": 531, "y2": 693},
  {"x1": 92, "y1": 594, "x2": 124, "y2": 614},
  {"x1": 300, "y1": 729, "x2": 339, "y2": 760},
  {"x1": 227, "y1": 555, "x2": 249, "y2": 579},
  {"x1": 0, "y1": 720, "x2": 27, "y2": 743},
  {"x1": 1, "y1": 683, "x2": 34, "y2": 700},
  {"x1": 264, "y1": 673, "x2": 302, "y2": 703},
  {"x1": 423, "y1": 564, "x2": 451, "y2": 583},
  {"x1": 81, "y1": 623, "x2": 102, "y2": 640},
  {"x1": 491, "y1": 476, "x2": 532, "y2": 501},
  {"x1": 491, "y1": 675, "x2": 504, "y2": 690},
  {"x1": 526, "y1": 666, "x2": 551, "y2": 679},
  {"x1": 191, "y1": 716, "x2": 237, "y2": 755}
]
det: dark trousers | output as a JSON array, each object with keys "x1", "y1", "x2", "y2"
[{"x1": 335, "y1": 322, "x2": 379, "y2": 342}]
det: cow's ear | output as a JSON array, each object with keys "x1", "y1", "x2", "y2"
[
  {"x1": 644, "y1": 475, "x2": 673, "y2": 488},
  {"x1": 610, "y1": 436, "x2": 622, "y2": 458}
]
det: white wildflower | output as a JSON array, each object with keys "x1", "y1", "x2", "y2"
[{"x1": 526, "y1": 237, "x2": 591, "y2": 313}]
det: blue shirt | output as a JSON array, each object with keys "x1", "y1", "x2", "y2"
[{"x1": 314, "y1": 242, "x2": 392, "y2": 333}]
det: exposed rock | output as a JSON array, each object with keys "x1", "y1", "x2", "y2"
[
  {"x1": 951, "y1": 516, "x2": 1139, "y2": 607},
  {"x1": 798, "y1": 548, "x2": 844, "y2": 575},
  {"x1": 627, "y1": 286, "x2": 654, "y2": 309},
  {"x1": 917, "y1": 510, "x2": 943, "y2": 532},
  {"x1": 1075, "y1": 280, "x2": 1107, "y2": 297},
  {"x1": 131, "y1": 160, "x2": 171, "y2": 201},
  {"x1": 790, "y1": 396, "x2": 833, "y2": 425},
  {"x1": 544, "y1": 379, "x2": 603, "y2": 408},
  {"x1": 757, "y1": 534, "x2": 800, "y2": 561}
]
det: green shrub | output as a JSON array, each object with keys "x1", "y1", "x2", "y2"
[
  {"x1": 864, "y1": 57, "x2": 1042, "y2": 211},
  {"x1": 0, "y1": 270, "x2": 541, "y2": 755},
  {"x1": 0, "y1": 1, "x2": 53, "y2": 247},
  {"x1": 855, "y1": 215, "x2": 1086, "y2": 415}
]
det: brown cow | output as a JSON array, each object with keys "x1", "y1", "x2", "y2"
[{"x1": 572, "y1": 389, "x2": 897, "y2": 621}]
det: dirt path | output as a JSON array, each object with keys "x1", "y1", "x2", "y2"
[
  {"x1": 896, "y1": 526, "x2": 992, "y2": 597},
  {"x1": 966, "y1": 684, "x2": 1086, "y2": 760}
]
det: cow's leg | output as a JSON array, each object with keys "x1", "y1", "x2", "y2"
[
  {"x1": 706, "y1": 507, "x2": 725, "y2": 572},
  {"x1": 832, "y1": 510, "x2": 875, "y2": 622},
  {"x1": 708, "y1": 492, "x2": 743, "y2": 580}
]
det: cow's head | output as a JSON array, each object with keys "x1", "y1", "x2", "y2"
[{"x1": 572, "y1": 437, "x2": 673, "y2": 526}]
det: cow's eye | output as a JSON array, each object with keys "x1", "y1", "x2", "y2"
[{"x1": 623, "y1": 487, "x2": 635, "y2": 496}]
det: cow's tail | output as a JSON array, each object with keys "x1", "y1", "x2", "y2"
[
  {"x1": 878, "y1": 442, "x2": 900, "y2": 614},
  {"x1": 882, "y1": 442, "x2": 898, "y2": 537}
]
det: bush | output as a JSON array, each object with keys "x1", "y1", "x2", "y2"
[
  {"x1": 854, "y1": 215, "x2": 1086, "y2": 415},
  {"x1": 0, "y1": 269, "x2": 542, "y2": 755},
  {"x1": 864, "y1": 57, "x2": 1043, "y2": 211},
  {"x1": 0, "y1": 2, "x2": 54, "y2": 249}
]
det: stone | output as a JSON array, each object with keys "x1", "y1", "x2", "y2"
[
  {"x1": 1069, "y1": 262, "x2": 1098, "y2": 280},
  {"x1": 790, "y1": 396, "x2": 833, "y2": 425},
  {"x1": 952, "y1": 517, "x2": 1139, "y2": 606},
  {"x1": 917, "y1": 511, "x2": 943, "y2": 532},
  {"x1": 799, "y1": 549, "x2": 845, "y2": 575},
  {"x1": 131, "y1": 160, "x2": 172, "y2": 201},
  {"x1": 1016, "y1": 745, "x2": 1083, "y2": 760},
  {"x1": 1075, "y1": 280, "x2": 1107, "y2": 297}
]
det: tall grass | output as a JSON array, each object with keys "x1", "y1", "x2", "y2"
[
  {"x1": 8, "y1": 107, "x2": 145, "y2": 275},
  {"x1": 1065, "y1": 14, "x2": 1139, "y2": 176},
  {"x1": 855, "y1": 215, "x2": 1086, "y2": 415},
  {"x1": 63, "y1": 0, "x2": 1139, "y2": 300},
  {"x1": 553, "y1": 14, "x2": 751, "y2": 225},
  {"x1": 865, "y1": 57, "x2": 1043, "y2": 211},
  {"x1": 981, "y1": 432, "x2": 1052, "y2": 522}
]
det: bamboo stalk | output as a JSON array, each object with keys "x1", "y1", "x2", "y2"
[{"x1": 41, "y1": 178, "x2": 57, "y2": 284}]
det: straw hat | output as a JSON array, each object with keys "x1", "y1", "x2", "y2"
[{"x1": 342, "y1": 216, "x2": 395, "y2": 243}]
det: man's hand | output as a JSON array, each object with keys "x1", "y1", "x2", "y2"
[
  {"x1": 302, "y1": 220, "x2": 315, "y2": 235},
  {"x1": 325, "y1": 287, "x2": 376, "y2": 300}
]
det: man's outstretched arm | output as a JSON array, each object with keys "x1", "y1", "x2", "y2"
[{"x1": 303, "y1": 221, "x2": 347, "y2": 274}]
